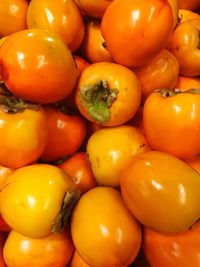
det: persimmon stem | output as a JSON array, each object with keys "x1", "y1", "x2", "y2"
[
  {"x1": 155, "y1": 88, "x2": 200, "y2": 98},
  {"x1": 0, "y1": 95, "x2": 40, "y2": 113}
]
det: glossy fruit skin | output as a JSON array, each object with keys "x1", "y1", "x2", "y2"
[
  {"x1": 75, "y1": 62, "x2": 142, "y2": 126},
  {"x1": 178, "y1": 9, "x2": 200, "y2": 23},
  {"x1": 27, "y1": 0, "x2": 85, "y2": 52},
  {"x1": 69, "y1": 250, "x2": 90, "y2": 267},
  {"x1": 40, "y1": 107, "x2": 86, "y2": 162},
  {"x1": 71, "y1": 187, "x2": 142, "y2": 267},
  {"x1": 143, "y1": 90, "x2": 200, "y2": 160},
  {"x1": 0, "y1": 164, "x2": 75, "y2": 238},
  {"x1": 178, "y1": 0, "x2": 200, "y2": 11},
  {"x1": 74, "y1": 56, "x2": 90, "y2": 78},
  {"x1": 120, "y1": 151, "x2": 200, "y2": 234},
  {"x1": 3, "y1": 229, "x2": 74, "y2": 267},
  {"x1": 0, "y1": 107, "x2": 47, "y2": 168},
  {"x1": 58, "y1": 152, "x2": 97, "y2": 194},
  {"x1": 167, "y1": 0, "x2": 179, "y2": 28},
  {"x1": 81, "y1": 19, "x2": 113, "y2": 63},
  {"x1": 101, "y1": 0, "x2": 174, "y2": 67},
  {"x1": 0, "y1": 0, "x2": 28, "y2": 37},
  {"x1": 167, "y1": 19, "x2": 200, "y2": 76},
  {"x1": 0, "y1": 29, "x2": 77, "y2": 103},
  {"x1": 86, "y1": 125, "x2": 150, "y2": 187},
  {"x1": 174, "y1": 76, "x2": 200, "y2": 91},
  {"x1": 143, "y1": 221, "x2": 200, "y2": 267},
  {"x1": 134, "y1": 49, "x2": 179, "y2": 102},
  {"x1": 75, "y1": 0, "x2": 112, "y2": 18}
]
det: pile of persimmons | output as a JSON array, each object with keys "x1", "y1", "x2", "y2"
[{"x1": 0, "y1": 0, "x2": 199, "y2": 266}]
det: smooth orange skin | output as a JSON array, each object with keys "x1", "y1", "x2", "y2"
[
  {"x1": 133, "y1": 49, "x2": 179, "y2": 102},
  {"x1": 178, "y1": 9, "x2": 200, "y2": 23},
  {"x1": 120, "y1": 151, "x2": 200, "y2": 234},
  {"x1": 58, "y1": 152, "x2": 97, "y2": 194},
  {"x1": 75, "y1": 0, "x2": 113, "y2": 18},
  {"x1": 167, "y1": 19, "x2": 200, "y2": 76},
  {"x1": 27, "y1": 0, "x2": 85, "y2": 52},
  {"x1": 167, "y1": 0, "x2": 179, "y2": 28},
  {"x1": 0, "y1": 164, "x2": 76, "y2": 238},
  {"x1": 0, "y1": 0, "x2": 28, "y2": 37},
  {"x1": 40, "y1": 107, "x2": 86, "y2": 162},
  {"x1": 3, "y1": 229, "x2": 74, "y2": 267},
  {"x1": 86, "y1": 125, "x2": 151, "y2": 187},
  {"x1": 178, "y1": 0, "x2": 200, "y2": 11},
  {"x1": 174, "y1": 76, "x2": 200, "y2": 91},
  {"x1": 0, "y1": 29, "x2": 77, "y2": 103},
  {"x1": 74, "y1": 56, "x2": 90, "y2": 78},
  {"x1": 0, "y1": 108, "x2": 47, "y2": 169},
  {"x1": 143, "y1": 91, "x2": 200, "y2": 160},
  {"x1": 75, "y1": 62, "x2": 142, "y2": 126},
  {"x1": 81, "y1": 19, "x2": 113, "y2": 63},
  {"x1": 101, "y1": 0, "x2": 174, "y2": 67},
  {"x1": 71, "y1": 187, "x2": 142, "y2": 267},
  {"x1": 143, "y1": 221, "x2": 200, "y2": 267},
  {"x1": 70, "y1": 250, "x2": 90, "y2": 267}
]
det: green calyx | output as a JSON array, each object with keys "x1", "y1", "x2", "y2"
[
  {"x1": 51, "y1": 189, "x2": 81, "y2": 234},
  {"x1": 79, "y1": 80, "x2": 119, "y2": 124}
]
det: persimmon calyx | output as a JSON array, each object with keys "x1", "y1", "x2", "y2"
[
  {"x1": 0, "y1": 95, "x2": 40, "y2": 113},
  {"x1": 155, "y1": 88, "x2": 200, "y2": 98},
  {"x1": 51, "y1": 189, "x2": 81, "y2": 234},
  {"x1": 79, "y1": 79, "x2": 119, "y2": 123}
]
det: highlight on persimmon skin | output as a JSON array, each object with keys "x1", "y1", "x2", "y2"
[
  {"x1": 40, "y1": 106, "x2": 87, "y2": 162},
  {"x1": 143, "y1": 221, "x2": 200, "y2": 267},
  {"x1": 133, "y1": 49, "x2": 179, "y2": 102},
  {"x1": 27, "y1": 0, "x2": 85, "y2": 52},
  {"x1": 58, "y1": 152, "x2": 97, "y2": 194},
  {"x1": 3, "y1": 228, "x2": 74, "y2": 267},
  {"x1": 75, "y1": 62, "x2": 142, "y2": 127},
  {"x1": 0, "y1": 29, "x2": 77, "y2": 104},
  {"x1": 101, "y1": 0, "x2": 174, "y2": 67},
  {"x1": 167, "y1": 19, "x2": 200, "y2": 77},
  {"x1": 0, "y1": 0, "x2": 28, "y2": 37}
]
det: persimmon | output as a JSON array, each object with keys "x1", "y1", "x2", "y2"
[
  {"x1": 3, "y1": 228, "x2": 74, "y2": 267},
  {"x1": 133, "y1": 49, "x2": 179, "y2": 102},
  {"x1": 168, "y1": 19, "x2": 200, "y2": 76},
  {"x1": 0, "y1": 0, "x2": 28, "y2": 37},
  {"x1": 58, "y1": 152, "x2": 97, "y2": 194},
  {"x1": 81, "y1": 19, "x2": 113, "y2": 63},
  {"x1": 143, "y1": 221, "x2": 200, "y2": 267},
  {"x1": 178, "y1": 9, "x2": 200, "y2": 23},
  {"x1": 27, "y1": 0, "x2": 85, "y2": 52},
  {"x1": 40, "y1": 107, "x2": 87, "y2": 162},
  {"x1": 75, "y1": 62, "x2": 142, "y2": 126},
  {"x1": 101, "y1": 0, "x2": 174, "y2": 67},
  {"x1": 0, "y1": 29, "x2": 77, "y2": 103},
  {"x1": 143, "y1": 89, "x2": 200, "y2": 160}
]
